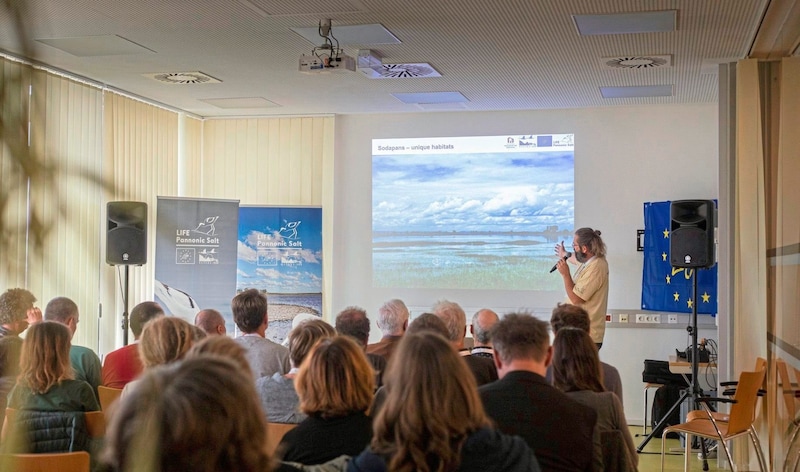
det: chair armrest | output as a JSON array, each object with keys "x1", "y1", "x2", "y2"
[{"x1": 720, "y1": 381, "x2": 738, "y2": 387}]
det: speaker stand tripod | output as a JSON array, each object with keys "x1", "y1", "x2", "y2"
[
  {"x1": 637, "y1": 269, "x2": 711, "y2": 469},
  {"x1": 121, "y1": 265, "x2": 130, "y2": 346}
]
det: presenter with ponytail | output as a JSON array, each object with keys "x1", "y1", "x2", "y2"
[{"x1": 554, "y1": 228, "x2": 609, "y2": 349}]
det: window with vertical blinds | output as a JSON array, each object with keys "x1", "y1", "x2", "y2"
[
  {"x1": 2, "y1": 54, "x2": 336, "y2": 350},
  {"x1": 0, "y1": 58, "x2": 32, "y2": 288},
  {"x1": 101, "y1": 92, "x2": 180, "y2": 351}
]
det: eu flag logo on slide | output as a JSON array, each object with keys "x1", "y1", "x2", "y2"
[{"x1": 641, "y1": 201, "x2": 717, "y2": 315}]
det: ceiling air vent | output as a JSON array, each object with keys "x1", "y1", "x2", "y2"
[
  {"x1": 361, "y1": 63, "x2": 441, "y2": 79},
  {"x1": 601, "y1": 55, "x2": 672, "y2": 69},
  {"x1": 142, "y1": 71, "x2": 222, "y2": 84}
]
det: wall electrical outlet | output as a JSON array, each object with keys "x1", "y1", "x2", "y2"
[
  {"x1": 667, "y1": 314, "x2": 679, "y2": 324},
  {"x1": 619, "y1": 314, "x2": 629, "y2": 323},
  {"x1": 635, "y1": 314, "x2": 661, "y2": 323}
]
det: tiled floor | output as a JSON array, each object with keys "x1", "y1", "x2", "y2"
[{"x1": 631, "y1": 426, "x2": 726, "y2": 471}]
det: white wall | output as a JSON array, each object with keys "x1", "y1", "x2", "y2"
[{"x1": 332, "y1": 104, "x2": 719, "y2": 423}]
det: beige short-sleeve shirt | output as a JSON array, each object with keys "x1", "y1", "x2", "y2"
[{"x1": 570, "y1": 256, "x2": 609, "y2": 344}]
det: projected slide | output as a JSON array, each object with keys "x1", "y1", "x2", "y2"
[{"x1": 372, "y1": 134, "x2": 574, "y2": 290}]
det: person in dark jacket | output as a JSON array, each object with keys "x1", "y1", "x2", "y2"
[
  {"x1": 348, "y1": 331, "x2": 538, "y2": 472},
  {"x1": 479, "y1": 314, "x2": 596, "y2": 472}
]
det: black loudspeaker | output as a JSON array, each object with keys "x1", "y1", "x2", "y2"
[
  {"x1": 670, "y1": 200, "x2": 715, "y2": 268},
  {"x1": 106, "y1": 201, "x2": 147, "y2": 265}
]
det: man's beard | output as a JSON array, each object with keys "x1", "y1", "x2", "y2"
[{"x1": 575, "y1": 250, "x2": 588, "y2": 263}]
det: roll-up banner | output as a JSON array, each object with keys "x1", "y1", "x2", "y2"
[{"x1": 154, "y1": 197, "x2": 240, "y2": 331}]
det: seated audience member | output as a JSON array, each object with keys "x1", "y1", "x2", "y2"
[
  {"x1": 366, "y1": 299, "x2": 409, "y2": 363},
  {"x1": 122, "y1": 316, "x2": 200, "y2": 397},
  {"x1": 7, "y1": 321, "x2": 99, "y2": 412},
  {"x1": 232, "y1": 289, "x2": 291, "y2": 379},
  {"x1": 102, "y1": 301, "x2": 164, "y2": 388},
  {"x1": 282, "y1": 313, "x2": 319, "y2": 347},
  {"x1": 470, "y1": 308, "x2": 499, "y2": 359},
  {"x1": 478, "y1": 313, "x2": 596, "y2": 472},
  {"x1": 44, "y1": 297, "x2": 102, "y2": 395},
  {"x1": 370, "y1": 312, "x2": 451, "y2": 416},
  {"x1": 0, "y1": 288, "x2": 40, "y2": 372},
  {"x1": 186, "y1": 335, "x2": 252, "y2": 378},
  {"x1": 100, "y1": 355, "x2": 302, "y2": 472},
  {"x1": 549, "y1": 303, "x2": 623, "y2": 402},
  {"x1": 257, "y1": 319, "x2": 335, "y2": 424},
  {"x1": 552, "y1": 328, "x2": 638, "y2": 471},
  {"x1": 279, "y1": 336, "x2": 374, "y2": 465},
  {"x1": 432, "y1": 300, "x2": 497, "y2": 386},
  {"x1": 194, "y1": 308, "x2": 227, "y2": 336},
  {"x1": 0, "y1": 288, "x2": 38, "y2": 417},
  {"x1": 335, "y1": 306, "x2": 386, "y2": 387},
  {"x1": 348, "y1": 331, "x2": 538, "y2": 472}
]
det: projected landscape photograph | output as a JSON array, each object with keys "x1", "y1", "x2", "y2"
[{"x1": 372, "y1": 134, "x2": 574, "y2": 290}]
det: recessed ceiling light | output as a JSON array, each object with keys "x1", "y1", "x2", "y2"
[
  {"x1": 200, "y1": 97, "x2": 280, "y2": 108},
  {"x1": 36, "y1": 35, "x2": 154, "y2": 56},
  {"x1": 291, "y1": 23, "x2": 400, "y2": 46},
  {"x1": 573, "y1": 11, "x2": 676, "y2": 35},
  {"x1": 392, "y1": 91, "x2": 468, "y2": 104},
  {"x1": 600, "y1": 85, "x2": 673, "y2": 98}
]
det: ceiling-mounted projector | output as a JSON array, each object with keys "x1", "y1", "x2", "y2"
[{"x1": 298, "y1": 53, "x2": 355, "y2": 73}]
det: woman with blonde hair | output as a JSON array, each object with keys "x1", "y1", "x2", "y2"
[
  {"x1": 122, "y1": 316, "x2": 200, "y2": 397},
  {"x1": 7, "y1": 321, "x2": 99, "y2": 412},
  {"x1": 551, "y1": 328, "x2": 637, "y2": 470},
  {"x1": 278, "y1": 335, "x2": 374, "y2": 465},
  {"x1": 186, "y1": 335, "x2": 253, "y2": 379},
  {"x1": 102, "y1": 354, "x2": 301, "y2": 472},
  {"x1": 348, "y1": 331, "x2": 538, "y2": 472}
]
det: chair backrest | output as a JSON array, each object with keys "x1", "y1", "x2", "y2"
[
  {"x1": 84, "y1": 410, "x2": 105, "y2": 438},
  {"x1": 0, "y1": 451, "x2": 90, "y2": 472},
  {"x1": 265, "y1": 422, "x2": 297, "y2": 456},
  {"x1": 777, "y1": 359, "x2": 797, "y2": 419},
  {"x1": 727, "y1": 369, "x2": 767, "y2": 435},
  {"x1": 97, "y1": 386, "x2": 123, "y2": 412}
]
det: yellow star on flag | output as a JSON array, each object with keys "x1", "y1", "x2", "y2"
[
  {"x1": 663, "y1": 229, "x2": 669, "y2": 238},
  {"x1": 661, "y1": 252, "x2": 667, "y2": 261},
  {"x1": 665, "y1": 275, "x2": 671, "y2": 284},
  {"x1": 673, "y1": 292, "x2": 680, "y2": 302},
  {"x1": 687, "y1": 298, "x2": 693, "y2": 309},
  {"x1": 701, "y1": 292, "x2": 711, "y2": 303}
]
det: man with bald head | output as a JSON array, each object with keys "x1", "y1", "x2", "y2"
[
  {"x1": 45, "y1": 296, "x2": 102, "y2": 395},
  {"x1": 195, "y1": 309, "x2": 227, "y2": 336},
  {"x1": 432, "y1": 299, "x2": 497, "y2": 386},
  {"x1": 470, "y1": 308, "x2": 499, "y2": 360}
]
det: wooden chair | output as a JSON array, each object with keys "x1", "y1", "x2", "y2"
[
  {"x1": 0, "y1": 451, "x2": 90, "y2": 472},
  {"x1": 97, "y1": 385, "x2": 123, "y2": 413},
  {"x1": 660, "y1": 369, "x2": 767, "y2": 472},
  {"x1": 778, "y1": 359, "x2": 800, "y2": 472},
  {"x1": 685, "y1": 357, "x2": 767, "y2": 465},
  {"x1": 265, "y1": 422, "x2": 297, "y2": 456}
]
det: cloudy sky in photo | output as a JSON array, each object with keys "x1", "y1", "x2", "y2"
[{"x1": 373, "y1": 151, "x2": 574, "y2": 233}]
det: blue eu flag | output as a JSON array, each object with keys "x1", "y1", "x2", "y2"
[{"x1": 641, "y1": 201, "x2": 717, "y2": 315}]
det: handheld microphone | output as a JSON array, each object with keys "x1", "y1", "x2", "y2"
[{"x1": 550, "y1": 252, "x2": 572, "y2": 273}]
